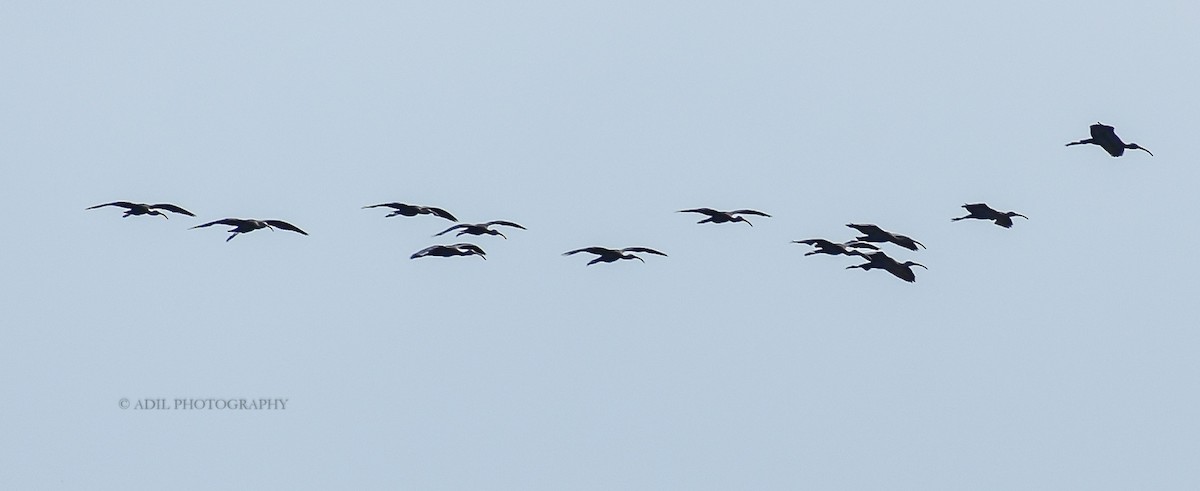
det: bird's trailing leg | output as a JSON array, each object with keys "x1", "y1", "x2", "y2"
[
  {"x1": 1065, "y1": 138, "x2": 1094, "y2": 147},
  {"x1": 226, "y1": 233, "x2": 239, "y2": 242}
]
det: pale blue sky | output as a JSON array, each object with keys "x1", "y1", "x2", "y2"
[{"x1": 3, "y1": 1, "x2": 1199, "y2": 489}]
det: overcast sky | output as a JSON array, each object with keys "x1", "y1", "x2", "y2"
[{"x1": 3, "y1": 1, "x2": 1199, "y2": 489}]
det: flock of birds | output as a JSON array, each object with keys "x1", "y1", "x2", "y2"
[{"x1": 86, "y1": 123, "x2": 1150, "y2": 282}]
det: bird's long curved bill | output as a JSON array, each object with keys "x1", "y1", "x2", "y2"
[{"x1": 1138, "y1": 147, "x2": 1154, "y2": 156}]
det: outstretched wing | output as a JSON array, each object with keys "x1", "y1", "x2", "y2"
[
  {"x1": 190, "y1": 218, "x2": 245, "y2": 229},
  {"x1": 793, "y1": 238, "x2": 836, "y2": 248},
  {"x1": 149, "y1": 203, "x2": 195, "y2": 216},
  {"x1": 453, "y1": 243, "x2": 486, "y2": 255},
  {"x1": 846, "y1": 223, "x2": 884, "y2": 235},
  {"x1": 265, "y1": 220, "x2": 308, "y2": 235},
  {"x1": 962, "y1": 203, "x2": 998, "y2": 216},
  {"x1": 678, "y1": 208, "x2": 720, "y2": 217},
  {"x1": 362, "y1": 202, "x2": 405, "y2": 210},
  {"x1": 86, "y1": 201, "x2": 138, "y2": 210},
  {"x1": 622, "y1": 247, "x2": 667, "y2": 256},
  {"x1": 842, "y1": 240, "x2": 880, "y2": 250},
  {"x1": 1090, "y1": 123, "x2": 1116, "y2": 140},
  {"x1": 731, "y1": 209, "x2": 771, "y2": 217},
  {"x1": 410, "y1": 245, "x2": 441, "y2": 259},
  {"x1": 434, "y1": 224, "x2": 468, "y2": 237},
  {"x1": 563, "y1": 247, "x2": 614, "y2": 256},
  {"x1": 486, "y1": 220, "x2": 526, "y2": 230},
  {"x1": 423, "y1": 206, "x2": 457, "y2": 221}
]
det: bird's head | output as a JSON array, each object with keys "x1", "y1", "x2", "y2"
[
  {"x1": 1007, "y1": 212, "x2": 1029, "y2": 220},
  {"x1": 491, "y1": 229, "x2": 507, "y2": 239},
  {"x1": 1127, "y1": 143, "x2": 1154, "y2": 156},
  {"x1": 152, "y1": 211, "x2": 168, "y2": 219}
]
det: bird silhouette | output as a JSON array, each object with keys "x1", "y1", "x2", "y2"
[
  {"x1": 846, "y1": 251, "x2": 927, "y2": 283},
  {"x1": 410, "y1": 243, "x2": 487, "y2": 260},
  {"x1": 362, "y1": 202, "x2": 457, "y2": 221},
  {"x1": 952, "y1": 203, "x2": 1028, "y2": 228},
  {"x1": 1066, "y1": 122, "x2": 1153, "y2": 157},
  {"x1": 562, "y1": 246, "x2": 667, "y2": 266},
  {"x1": 792, "y1": 238, "x2": 879, "y2": 257},
  {"x1": 86, "y1": 201, "x2": 195, "y2": 219},
  {"x1": 190, "y1": 218, "x2": 308, "y2": 242},
  {"x1": 678, "y1": 208, "x2": 771, "y2": 226},
  {"x1": 434, "y1": 220, "x2": 526, "y2": 239},
  {"x1": 846, "y1": 224, "x2": 925, "y2": 251}
]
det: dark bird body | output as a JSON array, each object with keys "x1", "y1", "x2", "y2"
[
  {"x1": 952, "y1": 203, "x2": 1027, "y2": 228},
  {"x1": 678, "y1": 208, "x2": 771, "y2": 226},
  {"x1": 562, "y1": 246, "x2": 667, "y2": 266},
  {"x1": 434, "y1": 220, "x2": 526, "y2": 239},
  {"x1": 410, "y1": 243, "x2": 486, "y2": 260},
  {"x1": 792, "y1": 238, "x2": 879, "y2": 257},
  {"x1": 86, "y1": 201, "x2": 195, "y2": 219},
  {"x1": 1066, "y1": 123, "x2": 1153, "y2": 157},
  {"x1": 362, "y1": 202, "x2": 457, "y2": 221},
  {"x1": 846, "y1": 224, "x2": 925, "y2": 251},
  {"x1": 846, "y1": 251, "x2": 927, "y2": 283},
  {"x1": 190, "y1": 218, "x2": 308, "y2": 242}
]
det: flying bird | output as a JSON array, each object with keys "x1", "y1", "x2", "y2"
[
  {"x1": 86, "y1": 201, "x2": 195, "y2": 219},
  {"x1": 1066, "y1": 122, "x2": 1153, "y2": 157},
  {"x1": 434, "y1": 220, "x2": 526, "y2": 239},
  {"x1": 562, "y1": 246, "x2": 667, "y2": 266},
  {"x1": 792, "y1": 238, "x2": 879, "y2": 257},
  {"x1": 410, "y1": 243, "x2": 487, "y2": 260},
  {"x1": 846, "y1": 251, "x2": 928, "y2": 283},
  {"x1": 362, "y1": 202, "x2": 457, "y2": 221},
  {"x1": 846, "y1": 224, "x2": 925, "y2": 251},
  {"x1": 952, "y1": 203, "x2": 1028, "y2": 228},
  {"x1": 678, "y1": 208, "x2": 771, "y2": 226},
  {"x1": 190, "y1": 218, "x2": 308, "y2": 242}
]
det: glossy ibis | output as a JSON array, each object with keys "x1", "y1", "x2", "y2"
[
  {"x1": 952, "y1": 203, "x2": 1028, "y2": 228},
  {"x1": 1066, "y1": 123, "x2": 1153, "y2": 157},
  {"x1": 846, "y1": 224, "x2": 925, "y2": 251},
  {"x1": 362, "y1": 202, "x2": 457, "y2": 221},
  {"x1": 86, "y1": 201, "x2": 195, "y2": 219},
  {"x1": 190, "y1": 218, "x2": 308, "y2": 242},
  {"x1": 846, "y1": 251, "x2": 927, "y2": 283},
  {"x1": 410, "y1": 243, "x2": 486, "y2": 260},
  {"x1": 792, "y1": 238, "x2": 879, "y2": 257},
  {"x1": 562, "y1": 246, "x2": 667, "y2": 266},
  {"x1": 434, "y1": 220, "x2": 526, "y2": 239},
  {"x1": 678, "y1": 208, "x2": 771, "y2": 226}
]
